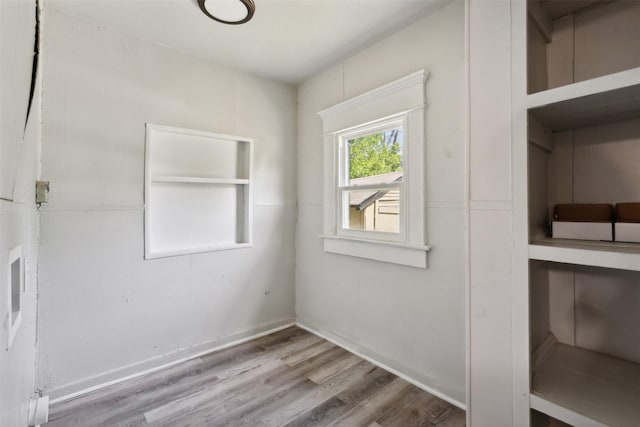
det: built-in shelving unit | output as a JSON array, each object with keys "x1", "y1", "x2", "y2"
[
  {"x1": 524, "y1": 0, "x2": 640, "y2": 424},
  {"x1": 144, "y1": 124, "x2": 253, "y2": 259}
]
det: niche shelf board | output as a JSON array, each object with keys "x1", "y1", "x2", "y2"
[
  {"x1": 531, "y1": 342, "x2": 640, "y2": 427},
  {"x1": 529, "y1": 238, "x2": 640, "y2": 271},
  {"x1": 151, "y1": 176, "x2": 249, "y2": 185},
  {"x1": 526, "y1": 67, "x2": 640, "y2": 130}
]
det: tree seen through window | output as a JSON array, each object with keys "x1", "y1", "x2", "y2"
[{"x1": 348, "y1": 128, "x2": 403, "y2": 180}]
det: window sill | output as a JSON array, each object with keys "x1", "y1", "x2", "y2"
[{"x1": 320, "y1": 234, "x2": 431, "y2": 268}]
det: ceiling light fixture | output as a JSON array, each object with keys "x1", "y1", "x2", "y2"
[{"x1": 197, "y1": 0, "x2": 255, "y2": 25}]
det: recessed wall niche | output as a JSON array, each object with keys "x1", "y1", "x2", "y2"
[{"x1": 144, "y1": 124, "x2": 254, "y2": 259}]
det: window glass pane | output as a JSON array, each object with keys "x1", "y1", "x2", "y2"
[
  {"x1": 347, "y1": 128, "x2": 403, "y2": 186},
  {"x1": 343, "y1": 188, "x2": 400, "y2": 233}
]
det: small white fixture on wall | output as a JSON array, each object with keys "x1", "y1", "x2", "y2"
[
  {"x1": 144, "y1": 124, "x2": 254, "y2": 259},
  {"x1": 7, "y1": 245, "x2": 23, "y2": 348}
]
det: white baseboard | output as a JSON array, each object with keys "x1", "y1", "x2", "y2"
[
  {"x1": 47, "y1": 319, "x2": 295, "y2": 405},
  {"x1": 47, "y1": 318, "x2": 466, "y2": 413},
  {"x1": 296, "y1": 319, "x2": 466, "y2": 410}
]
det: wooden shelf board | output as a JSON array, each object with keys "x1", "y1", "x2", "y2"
[
  {"x1": 151, "y1": 176, "x2": 249, "y2": 185},
  {"x1": 529, "y1": 238, "x2": 640, "y2": 271},
  {"x1": 531, "y1": 343, "x2": 640, "y2": 427},
  {"x1": 527, "y1": 67, "x2": 640, "y2": 130}
]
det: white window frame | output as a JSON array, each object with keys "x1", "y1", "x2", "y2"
[
  {"x1": 318, "y1": 70, "x2": 431, "y2": 268},
  {"x1": 337, "y1": 116, "x2": 407, "y2": 243}
]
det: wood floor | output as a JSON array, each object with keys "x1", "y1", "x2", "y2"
[{"x1": 47, "y1": 327, "x2": 465, "y2": 427}]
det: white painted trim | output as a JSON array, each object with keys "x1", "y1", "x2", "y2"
[
  {"x1": 47, "y1": 319, "x2": 295, "y2": 404},
  {"x1": 318, "y1": 70, "x2": 428, "y2": 119},
  {"x1": 320, "y1": 234, "x2": 431, "y2": 252},
  {"x1": 296, "y1": 320, "x2": 466, "y2": 411},
  {"x1": 321, "y1": 107, "x2": 426, "y2": 137},
  {"x1": 530, "y1": 394, "x2": 608, "y2": 427},
  {"x1": 321, "y1": 234, "x2": 429, "y2": 268}
]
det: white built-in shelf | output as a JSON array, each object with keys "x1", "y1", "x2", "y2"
[
  {"x1": 151, "y1": 176, "x2": 249, "y2": 185},
  {"x1": 529, "y1": 238, "x2": 640, "y2": 272},
  {"x1": 531, "y1": 342, "x2": 640, "y2": 427},
  {"x1": 527, "y1": 67, "x2": 640, "y2": 130},
  {"x1": 144, "y1": 124, "x2": 253, "y2": 259}
]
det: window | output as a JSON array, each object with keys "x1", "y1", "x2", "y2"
[
  {"x1": 339, "y1": 118, "x2": 405, "y2": 239},
  {"x1": 319, "y1": 70, "x2": 430, "y2": 268}
]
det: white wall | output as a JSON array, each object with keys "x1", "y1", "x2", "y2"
[
  {"x1": 0, "y1": 0, "x2": 41, "y2": 425},
  {"x1": 295, "y1": 1, "x2": 466, "y2": 405},
  {"x1": 37, "y1": 8, "x2": 297, "y2": 399}
]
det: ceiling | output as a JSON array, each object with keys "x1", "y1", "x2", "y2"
[{"x1": 45, "y1": 0, "x2": 447, "y2": 84}]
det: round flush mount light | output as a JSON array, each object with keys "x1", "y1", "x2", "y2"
[{"x1": 198, "y1": 0, "x2": 255, "y2": 25}]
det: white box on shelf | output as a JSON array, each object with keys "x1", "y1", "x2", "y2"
[
  {"x1": 614, "y1": 223, "x2": 640, "y2": 243},
  {"x1": 552, "y1": 222, "x2": 612, "y2": 241}
]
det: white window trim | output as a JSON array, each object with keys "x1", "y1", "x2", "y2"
[
  {"x1": 318, "y1": 70, "x2": 431, "y2": 268},
  {"x1": 337, "y1": 116, "x2": 407, "y2": 243}
]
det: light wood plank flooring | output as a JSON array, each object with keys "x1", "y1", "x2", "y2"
[{"x1": 47, "y1": 327, "x2": 465, "y2": 427}]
